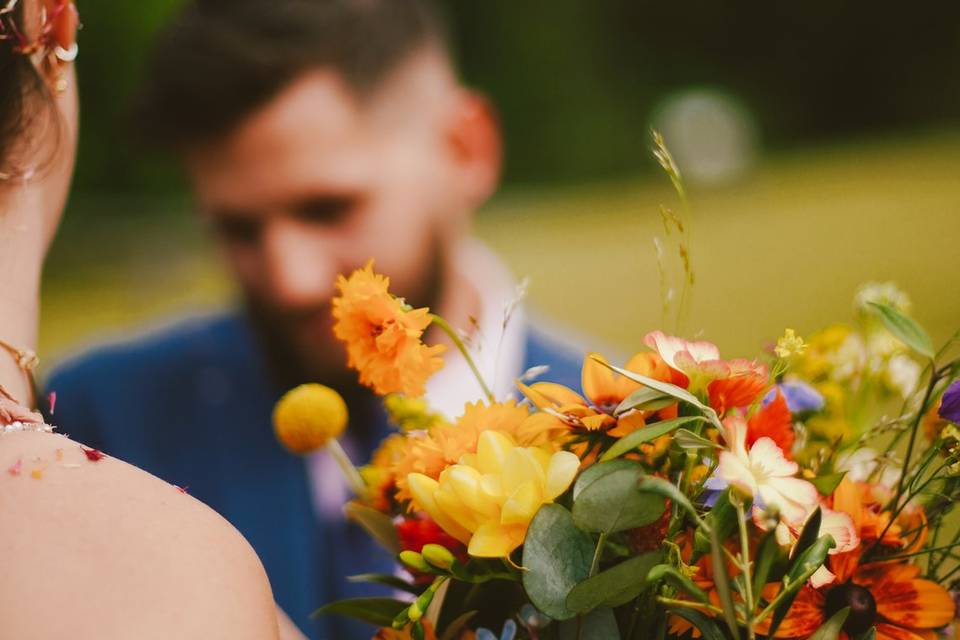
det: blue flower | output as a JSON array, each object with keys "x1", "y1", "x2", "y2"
[
  {"x1": 763, "y1": 381, "x2": 824, "y2": 414},
  {"x1": 940, "y1": 380, "x2": 960, "y2": 424},
  {"x1": 475, "y1": 619, "x2": 517, "y2": 640}
]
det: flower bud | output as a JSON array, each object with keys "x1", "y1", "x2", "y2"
[
  {"x1": 421, "y1": 544, "x2": 455, "y2": 570},
  {"x1": 399, "y1": 550, "x2": 432, "y2": 574}
]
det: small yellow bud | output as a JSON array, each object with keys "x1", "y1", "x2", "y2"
[
  {"x1": 399, "y1": 550, "x2": 432, "y2": 573},
  {"x1": 421, "y1": 544, "x2": 455, "y2": 570},
  {"x1": 273, "y1": 384, "x2": 348, "y2": 454}
]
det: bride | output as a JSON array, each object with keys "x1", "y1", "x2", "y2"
[{"x1": 0, "y1": 2, "x2": 301, "y2": 637}]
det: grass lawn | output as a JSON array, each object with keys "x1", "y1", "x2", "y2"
[{"x1": 40, "y1": 130, "x2": 960, "y2": 369}]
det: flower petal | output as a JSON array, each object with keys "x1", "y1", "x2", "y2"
[
  {"x1": 545, "y1": 451, "x2": 580, "y2": 500},
  {"x1": 874, "y1": 577, "x2": 956, "y2": 629}
]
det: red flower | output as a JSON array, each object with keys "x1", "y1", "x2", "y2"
[{"x1": 747, "y1": 390, "x2": 795, "y2": 455}]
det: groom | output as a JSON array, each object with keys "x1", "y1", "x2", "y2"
[{"x1": 47, "y1": 0, "x2": 582, "y2": 638}]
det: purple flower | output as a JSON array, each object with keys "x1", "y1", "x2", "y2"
[
  {"x1": 940, "y1": 380, "x2": 960, "y2": 424},
  {"x1": 763, "y1": 381, "x2": 825, "y2": 414}
]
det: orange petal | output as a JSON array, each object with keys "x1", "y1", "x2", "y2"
[
  {"x1": 754, "y1": 585, "x2": 824, "y2": 638},
  {"x1": 582, "y1": 353, "x2": 627, "y2": 409},
  {"x1": 874, "y1": 623, "x2": 933, "y2": 640},
  {"x1": 875, "y1": 577, "x2": 956, "y2": 629}
]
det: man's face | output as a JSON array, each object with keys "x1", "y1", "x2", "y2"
[{"x1": 184, "y1": 51, "x2": 492, "y2": 379}]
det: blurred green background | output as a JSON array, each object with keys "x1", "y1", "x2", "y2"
[{"x1": 42, "y1": 0, "x2": 960, "y2": 369}]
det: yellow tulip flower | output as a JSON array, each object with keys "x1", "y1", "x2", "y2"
[{"x1": 407, "y1": 430, "x2": 580, "y2": 558}]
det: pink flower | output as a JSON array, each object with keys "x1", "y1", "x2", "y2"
[{"x1": 715, "y1": 414, "x2": 818, "y2": 524}]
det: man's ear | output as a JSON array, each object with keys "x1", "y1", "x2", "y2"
[{"x1": 445, "y1": 90, "x2": 502, "y2": 209}]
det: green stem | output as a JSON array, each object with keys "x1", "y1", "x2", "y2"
[
  {"x1": 590, "y1": 532, "x2": 609, "y2": 577},
  {"x1": 752, "y1": 564, "x2": 821, "y2": 626},
  {"x1": 430, "y1": 314, "x2": 494, "y2": 403},
  {"x1": 734, "y1": 499, "x2": 756, "y2": 640},
  {"x1": 328, "y1": 438, "x2": 367, "y2": 497},
  {"x1": 656, "y1": 596, "x2": 728, "y2": 618}
]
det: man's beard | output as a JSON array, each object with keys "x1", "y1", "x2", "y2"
[{"x1": 244, "y1": 240, "x2": 446, "y2": 393}]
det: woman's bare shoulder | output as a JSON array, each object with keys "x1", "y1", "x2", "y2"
[{"x1": 0, "y1": 431, "x2": 279, "y2": 640}]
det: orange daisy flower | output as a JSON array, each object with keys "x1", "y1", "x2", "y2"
[
  {"x1": 769, "y1": 478, "x2": 955, "y2": 639},
  {"x1": 518, "y1": 351, "x2": 676, "y2": 438},
  {"x1": 332, "y1": 261, "x2": 445, "y2": 397}
]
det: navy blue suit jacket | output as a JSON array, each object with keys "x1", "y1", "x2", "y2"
[{"x1": 47, "y1": 311, "x2": 583, "y2": 639}]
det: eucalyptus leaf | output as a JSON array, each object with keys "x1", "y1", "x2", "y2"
[
  {"x1": 312, "y1": 597, "x2": 409, "y2": 626},
  {"x1": 565, "y1": 551, "x2": 662, "y2": 612},
  {"x1": 615, "y1": 386, "x2": 676, "y2": 416},
  {"x1": 572, "y1": 458, "x2": 637, "y2": 500},
  {"x1": 557, "y1": 608, "x2": 619, "y2": 640},
  {"x1": 809, "y1": 607, "x2": 850, "y2": 640},
  {"x1": 867, "y1": 301, "x2": 935, "y2": 359},
  {"x1": 600, "y1": 416, "x2": 706, "y2": 461},
  {"x1": 636, "y1": 476, "x2": 706, "y2": 529},
  {"x1": 666, "y1": 608, "x2": 726, "y2": 640},
  {"x1": 344, "y1": 501, "x2": 401, "y2": 554},
  {"x1": 767, "y1": 534, "x2": 836, "y2": 637},
  {"x1": 572, "y1": 462, "x2": 666, "y2": 533},
  {"x1": 521, "y1": 504, "x2": 594, "y2": 621}
]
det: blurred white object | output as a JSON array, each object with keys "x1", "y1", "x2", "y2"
[{"x1": 652, "y1": 88, "x2": 758, "y2": 186}]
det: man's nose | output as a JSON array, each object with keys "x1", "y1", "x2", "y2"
[{"x1": 261, "y1": 218, "x2": 337, "y2": 308}]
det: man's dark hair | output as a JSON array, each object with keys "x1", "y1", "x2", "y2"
[{"x1": 134, "y1": 0, "x2": 448, "y2": 151}]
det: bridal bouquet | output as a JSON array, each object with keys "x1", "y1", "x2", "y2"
[{"x1": 272, "y1": 146, "x2": 960, "y2": 640}]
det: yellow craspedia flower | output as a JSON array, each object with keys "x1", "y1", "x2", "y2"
[
  {"x1": 273, "y1": 383, "x2": 348, "y2": 454},
  {"x1": 407, "y1": 430, "x2": 580, "y2": 558},
  {"x1": 775, "y1": 328, "x2": 808, "y2": 359}
]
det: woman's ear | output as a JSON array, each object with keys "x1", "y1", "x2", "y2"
[{"x1": 445, "y1": 89, "x2": 502, "y2": 210}]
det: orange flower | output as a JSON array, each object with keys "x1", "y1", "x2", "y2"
[
  {"x1": 746, "y1": 390, "x2": 795, "y2": 456},
  {"x1": 708, "y1": 359, "x2": 769, "y2": 416},
  {"x1": 518, "y1": 352, "x2": 676, "y2": 437},
  {"x1": 332, "y1": 261, "x2": 445, "y2": 397},
  {"x1": 391, "y1": 400, "x2": 558, "y2": 502},
  {"x1": 770, "y1": 478, "x2": 955, "y2": 639},
  {"x1": 375, "y1": 620, "x2": 437, "y2": 640}
]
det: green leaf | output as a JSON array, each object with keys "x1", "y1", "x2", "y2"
[
  {"x1": 694, "y1": 489, "x2": 738, "y2": 556},
  {"x1": 344, "y1": 502, "x2": 401, "y2": 554},
  {"x1": 600, "y1": 416, "x2": 707, "y2": 461},
  {"x1": 636, "y1": 476, "x2": 706, "y2": 529},
  {"x1": 573, "y1": 458, "x2": 636, "y2": 500},
  {"x1": 565, "y1": 551, "x2": 662, "y2": 612},
  {"x1": 868, "y1": 301, "x2": 935, "y2": 359},
  {"x1": 557, "y1": 608, "x2": 620, "y2": 640},
  {"x1": 810, "y1": 472, "x2": 847, "y2": 496},
  {"x1": 572, "y1": 461, "x2": 666, "y2": 533},
  {"x1": 709, "y1": 523, "x2": 740, "y2": 639},
  {"x1": 791, "y1": 506, "x2": 822, "y2": 561},
  {"x1": 646, "y1": 564, "x2": 710, "y2": 605},
  {"x1": 751, "y1": 529, "x2": 787, "y2": 599},
  {"x1": 614, "y1": 386, "x2": 676, "y2": 416},
  {"x1": 809, "y1": 606, "x2": 850, "y2": 640},
  {"x1": 347, "y1": 573, "x2": 421, "y2": 595},
  {"x1": 311, "y1": 597, "x2": 409, "y2": 626},
  {"x1": 673, "y1": 428, "x2": 721, "y2": 450},
  {"x1": 666, "y1": 608, "x2": 726, "y2": 640},
  {"x1": 593, "y1": 358, "x2": 714, "y2": 417},
  {"x1": 767, "y1": 534, "x2": 836, "y2": 637},
  {"x1": 854, "y1": 628, "x2": 877, "y2": 640},
  {"x1": 521, "y1": 504, "x2": 594, "y2": 621},
  {"x1": 438, "y1": 611, "x2": 478, "y2": 640}
]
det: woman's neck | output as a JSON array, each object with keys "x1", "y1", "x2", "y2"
[{"x1": 0, "y1": 192, "x2": 46, "y2": 407}]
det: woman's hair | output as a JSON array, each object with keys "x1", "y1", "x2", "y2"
[{"x1": 0, "y1": 1, "x2": 57, "y2": 182}]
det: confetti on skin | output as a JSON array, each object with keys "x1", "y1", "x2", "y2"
[
  {"x1": 30, "y1": 465, "x2": 46, "y2": 480},
  {"x1": 55, "y1": 449, "x2": 63, "y2": 462},
  {"x1": 81, "y1": 447, "x2": 105, "y2": 462},
  {"x1": 8, "y1": 459, "x2": 22, "y2": 476},
  {"x1": 48, "y1": 391, "x2": 57, "y2": 415},
  {"x1": 175, "y1": 485, "x2": 190, "y2": 494}
]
